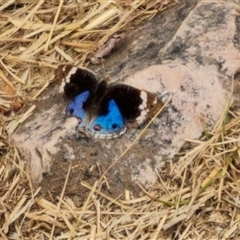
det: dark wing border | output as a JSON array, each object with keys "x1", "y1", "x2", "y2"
[{"x1": 56, "y1": 64, "x2": 99, "y2": 99}]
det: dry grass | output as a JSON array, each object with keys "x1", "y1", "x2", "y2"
[{"x1": 1, "y1": 0, "x2": 240, "y2": 239}]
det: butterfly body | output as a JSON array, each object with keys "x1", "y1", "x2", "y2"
[{"x1": 56, "y1": 65, "x2": 163, "y2": 139}]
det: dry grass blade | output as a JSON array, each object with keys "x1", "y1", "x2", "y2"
[
  {"x1": 0, "y1": 59, "x2": 25, "y2": 84},
  {"x1": 6, "y1": 105, "x2": 36, "y2": 134},
  {"x1": 0, "y1": 69, "x2": 16, "y2": 91},
  {"x1": 173, "y1": 101, "x2": 232, "y2": 176},
  {"x1": 0, "y1": 0, "x2": 15, "y2": 11},
  {"x1": 3, "y1": 187, "x2": 40, "y2": 234},
  {"x1": 85, "y1": 8, "x2": 119, "y2": 30},
  {"x1": 44, "y1": 0, "x2": 64, "y2": 51},
  {"x1": 50, "y1": 162, "x2": 72, "y2": 239}
]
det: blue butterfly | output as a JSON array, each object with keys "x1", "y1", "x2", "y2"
[{"x1": 56, "y1": 65, "x2": 163, "y2": 139}]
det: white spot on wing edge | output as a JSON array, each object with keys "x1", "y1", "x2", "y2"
[
  {"x1": 138, "y1": 93, "x2": 147, "y2": 109},
  {"x1": 140, "y1": 91, "x2": 147, "y2": 109},
  {"x1": 136, "y1": 110, "x2": 147, "y2": 124},
  {"x1": 66, "y1": 66, "x2": 78, "y2": 83},
  {"x1": 58, "y1": 66, "x2": 78, "y2": 93},
  {"x1": 136, "y1": 91, "x2": 149, "y2": 124}
]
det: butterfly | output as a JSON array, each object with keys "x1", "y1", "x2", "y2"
[{"x1": 55, "y1": 64, "x2": 163, "y2": 139}]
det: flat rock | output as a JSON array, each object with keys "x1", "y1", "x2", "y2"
[{"x1": 11, "y1": 0, "x2": 240, "y2": 199}]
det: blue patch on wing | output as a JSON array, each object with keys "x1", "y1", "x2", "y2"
[
  {"x1": 87, "y1": 99, "x2": 126, "y2": 138},
  {"x1": 66, "y1": 91, "x2": 89, "y2": 127}
]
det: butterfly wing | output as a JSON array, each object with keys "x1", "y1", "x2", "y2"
[
  {"x1": 56, "y1": 65, "x2": 162, "y2": 138},
  {"x1": 87, "y1": 98, "x2": 127, "y2": 139},
  {"x1": 55, "y1": 65, "x2": 99, "y2": 127},
  {"x1": 82, "y1": 80, "x2": 126, "y2": 138},
  {"x1": 106, "y1": 84, "x2": 163, "y2": 128},
  {"x1": 56, "y1": 64, "x2": 99, "y2": 99},
  {"x1": 86, "y1": 81, "x2": 162, "y2": 138}
]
